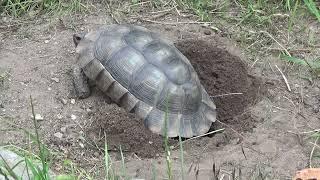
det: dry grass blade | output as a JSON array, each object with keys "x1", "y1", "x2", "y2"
[
  {"x1": 176, "y1": 128, "x2": 225, "y2": 148},
  {"x1": 260, "y1": 31, "x2": 291, "y2": 57},
  {"x1": 275, "y1": 65, "x2": 291, "y2": 92},
  {"x1": 210, "y1": 93, "x2": 243, "y2": 98},
  {"x1": 309, "y1": 136, "x2": 319, "y2": 168}
]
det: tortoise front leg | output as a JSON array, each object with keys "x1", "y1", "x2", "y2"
[{"x1": 72, "y1": 66, "x2": 91, "y2": 99}]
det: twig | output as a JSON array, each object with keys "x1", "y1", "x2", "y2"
[
  {"x1": 183, "y1": 128, "x2": 225, "y2": 142},
  {"x1": 139, "y1": 18, "x2": 214, "y2": 25},
  {"x1": 173, "y1": 128, "x2": 225, "y2": 149},
  {"x1": 309, "y1": 142, "x2": 320, "y2": 149},
  {"x1": 309, "y1": 136, "x2": 319, "y2": 168},
  {"x1": 260, "y1": 30, "x2": 291, "y2": 57},
  {"x1": 265, "y1": 47, "x2": 312, "y2": 53},
  {"x1": 104, "y1": 0, "x2": 120, "y2": 24},
  {"x1": 288, "y1": 129, "x2": 320, "y2": 134},
  {"x1": 210, "y1": 93, "x2": 243, "y2": 98},
  {"x1": 275, "y1": 65, "x2": 291, "y2": 92}
]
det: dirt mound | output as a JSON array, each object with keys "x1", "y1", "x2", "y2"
[
  {"x1": 175, "y1": 38, "x2": 265, "y2": 133},
  {"x1": 87, "y1": 38, "x2": 265, "y2": 158},
  {"x1": 87, "y1": 100, "x2": 174, "y2": 158}
]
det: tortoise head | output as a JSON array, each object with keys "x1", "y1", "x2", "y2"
[{"x1": 73, "y1": 32, "x2": 87, "y2": 47}]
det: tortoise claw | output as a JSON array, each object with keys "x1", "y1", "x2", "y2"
[{"x1": 72, "y1": 66, "x2": 91, "y2": 99}]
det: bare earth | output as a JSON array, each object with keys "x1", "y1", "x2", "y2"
[{"x1": 1, "y1": 9, "x2": 320, "y2": 180}]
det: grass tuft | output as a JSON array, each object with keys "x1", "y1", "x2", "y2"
[
  {"x1": 0, "y1": 0, "x2": 88, "y2": 17},
  {"x1": 303, "y1": 0, "x2": 320, "y2": 21}
]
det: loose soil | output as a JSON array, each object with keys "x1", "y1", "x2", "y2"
[{"x1": 175, "y1": 39, "x2": 265, "y2": 133}]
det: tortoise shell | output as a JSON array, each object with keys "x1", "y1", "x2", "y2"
[{"x1": 75, "y1": 24, "x2": 216, "y2": 137}]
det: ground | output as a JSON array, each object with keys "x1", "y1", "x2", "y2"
[{"x1": 0, "y1": 1, "x2": 320, "y2": 179}]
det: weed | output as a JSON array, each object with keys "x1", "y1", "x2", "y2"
[
  {"x1": 303, "y1": 0, "x2": 320, "y2": 22},
  {"x1": 0, "y1": 0, "x2": 88, "y2": 17},
  {"x1": 281, "y1": 54, "x2": 320, "y2": 77}
]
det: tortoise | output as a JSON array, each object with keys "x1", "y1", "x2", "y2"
[{"x1": 72, "y1": 24, "x2": 216, "y2": 138}]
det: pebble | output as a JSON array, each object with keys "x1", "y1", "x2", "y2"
[
  {"x1": 148, "y1": 141, "x2": 153, "y2": 145},
  {"x1": 70, "y1": 114, "x2": 77, "y2": 120},
  {"x1": 54, "y1": 132, "x2": 63, "y2": 139},
  {"x1": 70, "y1": 99, "x2": 76, "y2": 104},
  {"x1": 60, "y1": 127, "x2": 67, "y2": 133},
  {"x1": 57, "y1": 114, "x2": 63, "y2": 119},
  {"x1": 79, "y1": 142, "x2": 85, "y2": 148},
  {"x1": 59, "y1": 98, "x2": 67, "y2": 105},
  {"x1": 94, "y1": 152, "x2": 99, "y2": 157},
  {"x1": 48, "y1": 87, "x2": 52, "y2": 91},
  {"x1": 203, "y1": 29, "x2": 212, "y2": 35},
  {"x1": 44, "y1": 40, "x2": 50, "y2": 44},
  {"x1": 51, "y1": 77, "x2": 60, "y2": 83},
  {"x1": 31, "y1": 114, "x2": 44, "y2": 121}
]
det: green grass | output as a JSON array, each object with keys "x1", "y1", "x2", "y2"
[
  {"x1": 281, "y1": 54, "x2": 320, "y2": 78},
  {"x1": 0, "y1": 96, "x2": 76, "y2": 180},
  {"x1": 0, "y1": 0, "x2": 88, "y2": 17}
]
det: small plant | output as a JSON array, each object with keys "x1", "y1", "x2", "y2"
[
  {"x1": 303, "y1": 0, "x2": 320, "y2": 22},
  {"x1": 280, "y1": 54, "x2": 320, "y2": 77}
]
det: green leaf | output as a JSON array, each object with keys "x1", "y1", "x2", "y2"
[
  {"x1": 280, "y1": 54, "x2": 307, "y2": 66},
  {"x1": 303, "y1": 0, "x2": 320, "y2": 22}
]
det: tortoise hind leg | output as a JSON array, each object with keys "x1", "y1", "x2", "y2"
[{"x1": 72, "y1": 66, "x2": 91, "y2": 99}]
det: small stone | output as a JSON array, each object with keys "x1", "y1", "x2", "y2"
[
  {"x1": 57, "y1": 114, "x2": 63, "y2": 119},
  {"x1": 59, "y1": 98, "x2": 67, "y2": 105},
  {"x1": 44, "y1": 40, "x2": 49, "y2": 44},
  {"x1": 203, "y1": 29, "x2": 212, "y2": 35},
  {"x1": 31, "y1": 114, "x2": 44, "y2": 121},
  {"x1": 148, "y1": 141, "x2": 153, "y2": 145},
  {"x1": 70, "y1": 99, "x2": 75, "y2": 104},
  {"x1": 79, "y1": 142, "x2": 84, "y2": 148},
  {"x1": 94, "y1": 152, "x2": 99, "y2": 157},
  {"x1": 70, "y1": 114, "x2": 77, "y2": 120},
  {"x1": 54, "y1": 132, "x2": 63, "y2": 139},
  {"x1": 51, "y1": 77, "x2": 60, "y2": 83},
  {"x1": 48, "y1": 87, "x2": 52, "y2": 91},
  {"x1": 60, "y1": 127, "x2": 67, "y2": 133}
]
